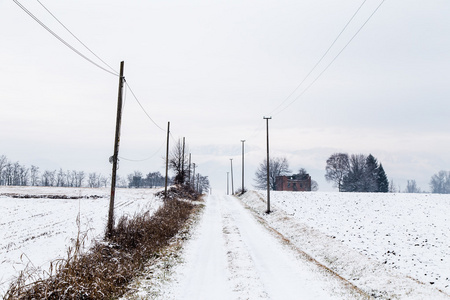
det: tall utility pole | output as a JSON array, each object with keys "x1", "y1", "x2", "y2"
[
  {"x1": 188, "y1": 153, "x2": 191, "y2": 186},
  {"x1": 241, "y1": 140, "x2": 245, "y2": 193},
  {"x1": 181, "y1": 137, "x2": 185, "y2": 184},
  {"x1": 230, "y1": 158, "x2": 234, "y2": 195},
  {"x1": 196, "y1": 173, "x2": 200, "y2": 193},
  {"x1": 107, "y1": 61, "x2": 125, "y2": 237},
  {"x1": 263, "y1": 116, "x2": 272, "y2": 214},
  {"x1": 192, "y1": 163, "x2": 196, "y2": 189},
  {"x1": 227, "y1": 172, "x2": 229, "y2": 195},
  {"x1": 164, "y1": 121, "x2": 170, "y2": 199}
]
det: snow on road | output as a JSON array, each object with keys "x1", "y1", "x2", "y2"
[{"x1": 150, "y1": 194, "x2": 363, "y2": 300}]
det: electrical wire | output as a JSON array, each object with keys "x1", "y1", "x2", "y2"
[
  {"x1": 169, "y1": 132, "x2": 178, "y2": 144},
  {"x1": 243, "y1": 119, "x2": 266, "y2": 143},
  {"x1": 35, "y1": 0, "x2": 119, "y2": 76},
  {"x1": 119, "y1": 140, "x2": 166, "y2": 162},
  {"x1": 124, "y1": 80, "x2": 165, "y2": 132},
  {"x1": 270, "y1": 0, "x2": 368, "y2": 116},
  {"x1": 12, "y1": 0, "x2": 118, "y2": 76},
  {"x1": 273, "y1": 0, "x2": 386, "y2": 116}
]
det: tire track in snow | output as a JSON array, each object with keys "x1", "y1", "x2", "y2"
[
  {"x1": 222, "y1": 195, "x2": 357, "y2": 300},
  {"x1": 158, "y1": 194, "x2": 362, "y2": 299},
  {"x1": 222, "y1": 201, "x2": 269, "y2": 299}
]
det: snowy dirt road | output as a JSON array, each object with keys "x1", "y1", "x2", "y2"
[{"x1": 145, "y1": 194, "x2": 367, "y2": 300}]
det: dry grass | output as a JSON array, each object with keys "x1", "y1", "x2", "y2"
[
  {"x1": 4, "y1": 186, "x2": 200, "y2": 299},
  {"x1": 155, "y1": 185, "x2": 201, "y2": 201}
]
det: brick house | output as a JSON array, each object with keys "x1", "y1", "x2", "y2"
[{"x1": 275, "y1": 174, "x2": 312, "y2": 192}]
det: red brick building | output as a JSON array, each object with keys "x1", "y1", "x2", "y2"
[{"x1": 275, "y1": 174, "x2": 311, "y2": 192}]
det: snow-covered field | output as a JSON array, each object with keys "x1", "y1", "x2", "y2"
[
  {"x1": 0, "y1": 186, "x2": 162, "y2": 296},
  {"x1": 2, "y1": 187, "x2": 449, "y2": 299},
  {"x1": 241, "y1": 191, "x2": 450, "y2": 298}
]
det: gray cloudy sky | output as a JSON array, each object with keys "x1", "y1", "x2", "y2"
[{"x1": 1, "y1": 0, "x2": 449, "y2": 192}]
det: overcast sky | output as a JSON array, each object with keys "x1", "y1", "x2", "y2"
[{"x1": 1, "y1": 0, "x2": 449, "y2": 192}]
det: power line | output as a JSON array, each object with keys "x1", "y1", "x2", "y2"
[
  {"x1": 35, "y1": 0, "x2": 119, "y2": 76},
  {"x1": 169, "y1": 132, "x2": 178, "y2": 144},
  {"x1": 119, "y1": 140, "x2": 166, "y2": 162},
  {"x1": 270, "y1": 0, "x2": 368, "y2": 116},
  {"x1": 12, "y1": 0, "x2": 118, "y2": 76},
  {"x1": 124, "y1": 80, "x2": 165, "y2": 132},
  {"x1": 243, "y1": 119, "x2": 265, "y2": 143},
  {"x1": 273, "y1": 0, "x2": 386, "y2": 116}
]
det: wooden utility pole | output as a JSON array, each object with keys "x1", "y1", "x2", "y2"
[
  {"x1": 230, "y1": 158, "x2": 234, "y2": 195},
  {"x1": 188, "y1": 153, "x2": 192, "y2": 186},
  {"x1": 181, "y1": 137, "x2": 185, "y2": 184},
  {"x1": 227, "y1": 172, "x2": 229, "y2": 195},
  {"x1": 241, "y1": 140, "x2": 245, "y2": 192},
  {"x1": 196, "y1": 173, "x2": 200, "y2": 193},
  {"x1": 107, "y1": 61, "x2": 125, "y2": 237},
  {"x1": 164, "y1": 121, "x2": 170, "y2": 199},
  {"x1": 192, "y1": 163, "x2": 196, "y2": 189},
  {"x1": 264, "y1": 116, "x2": 272, "y2": 214}
]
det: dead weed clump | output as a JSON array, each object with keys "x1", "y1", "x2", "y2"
[
  {"x1": 155, "y1": 184, "x2": 202, "y2": 201},
  {"x1": 4, "y1": 195, "x2": 195, "y2": 299}
]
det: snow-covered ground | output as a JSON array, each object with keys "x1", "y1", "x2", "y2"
[
  {"x1": 130, "y1": 194, "x2": 364, "y2": 299},
  {"x1": 2, "y1": 187, "x2": 450, "y2": 299},
  {"x1": 240, "y1": 191, "x2": 450, "y2": 299},
  {"x1": 0, "y1": 186, "x2": 162, "y2": 296}
]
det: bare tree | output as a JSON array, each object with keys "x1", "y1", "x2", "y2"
[
  {"x1": 30, "y1": 165, "x2": 40, "y2": 186},
  {"x1": 88, "y1": 173, "x2": 95, "y2": 188},
  {"x1": 56, "y1": 168, "x2": 66, "y2": 187},
  {"x1": 341, "y1": 154, "x2": 367, "y2": 192},
  {"x1": 128, "y1": 171, "x2": 143, "y2": 188},
  {"x1": 0, "y1": 155, "x2": 8, "y2": 185},
  {"x1": 311, "y1": 180, "x2": 319, "y2": 191},
  {"x1": 325, "y1": 153, "x2": 349, "y2": 192},
  {"x1": 76, "y1": 171, "x2": 85, "y2": 187},
  {"x1": 197, "y1": 174, "x2": 210, "y2": 194},
  {"x1": 4, "y1": 163, "x2": 13, "y2": 185},
  {"x1": 42, "y1": 170, "x2": 56, "y2": 186},
  {"x1": 145, "y1": 171, "x2": 165, "y2": 188},
  {"x1": 430, "y1": 170, "x2": 450, "y2": 194},
  {"x1": 388, "y1": 179, "x2": 397, "y2": 193},
  {"x1": 12, "y1": 162, "x2": 21, "y2": 186},
  {"x1": 254, "y1": 157, "x2": 290, "y2": 190},
  {"x1": 169, "y1": 139, "x2": 189, "y2": 185},
  {"x1": 116, "y1": 175, "x2": 128, "y2": 188},
  {"x1": 100, "y1": 175, "x2": 109, "y2": 187},
  {"x1": 19, "y1": 165, "x2": 29, "y2": 186},
  {"x1": 405, "y1": 179, "x2": 421, "y2": 193}
]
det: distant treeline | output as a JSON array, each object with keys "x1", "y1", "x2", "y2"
[{"x1": 0, "y1": 154, "x2": 171, "y2": 189}]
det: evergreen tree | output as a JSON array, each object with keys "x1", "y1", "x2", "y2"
[
  {"x1": 363, "y1": 154, "x2": 378, "y2": 192},
  {"x1": 377, "y1": 164, "x2": 389, "y2": 192}
]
